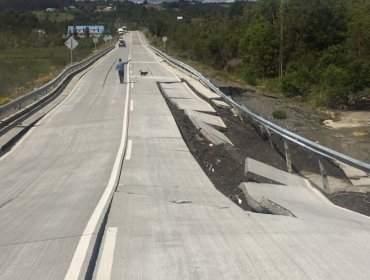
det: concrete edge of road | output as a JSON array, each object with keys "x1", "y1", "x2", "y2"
[{"x1": 0, "y1": 49, "x2": 114, "y2": 158}]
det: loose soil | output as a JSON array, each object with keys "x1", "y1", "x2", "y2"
[{"x1": 161, "y1": 83, "x2": 370, "y2": 216}]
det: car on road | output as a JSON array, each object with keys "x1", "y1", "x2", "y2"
[{"x1": 118, "y1": 39, "x2": 126, "y2": 48}]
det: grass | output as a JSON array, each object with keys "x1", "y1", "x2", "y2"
[
  {"x1": 272, "y1": 110, "x2": 287, "y2": 119},
  {"x1": 33, "y1": 11, "x2": 74, "y2": 23},
  {"x1": 0, "y1": 47, "x2": 68, "y2": 99},
  {"x1": 0, "y1": 39, "x2": 110, "y2": 102}
]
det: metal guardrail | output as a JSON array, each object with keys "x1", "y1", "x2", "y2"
[
  {"x1": 0, "y1": 44, "x2": 115, "y2": 126},
  {"x1": 149, "y1": 45, "x2": 370, "y2": 173}
]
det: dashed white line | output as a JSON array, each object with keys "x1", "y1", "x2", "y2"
[
  {"x1": 125, "y1": 139, "x2": 133, "y2": 160},
  {"x1": 130, "y1": 100, "x2": 134, "y2": 111},
  {"x1": 95, "y1": 227, "x2": 118, "y2": 280}
]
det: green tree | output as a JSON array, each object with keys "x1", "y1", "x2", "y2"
[
  {"x1": 346, "y1": 0, "x2": 370, "y2": 58},
  {"x1": 240, "y1": 18, "x2": 279, "y2": 78}
]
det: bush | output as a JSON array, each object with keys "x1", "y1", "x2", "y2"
[
  {"x1": 272, "y1": 110, "x2": 287, "y2": 119},
  {"x1": 238, "y1": 65, "x2": 258, "y2": 86},
  {"x1": 281, "y1": 62, "x2": 315, "y2": 98}
]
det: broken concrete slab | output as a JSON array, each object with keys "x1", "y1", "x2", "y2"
[
  {"x1": 172, "y1": 98, "x2": 215, "y2": 113},
  {"x1": 339, "y1": 163, "x2": 370, "y2": 186},
  {"x1": 238, "y1": 182, "x2": 351, "y2": 220},
  {"x1": 245, "y1": 157, "x2": 307, "y2": 187},
  {"x1": 160, "y1": 82, "x2": 196, "y2": 100},
  {"x1": 189, "y1": 116, "x2": 233, "y2": 146},
  {"x1": 184, "y1": 110, "x2": 226, "y2": 131},
  {"x1": 182, "y1": 78, "x2": 221, "y2": 102},
  {"x1": 211, "y1": 99, "x2": 231, "y2": 109},
  {"x1": 260, "y1": 198, "x2": 296, "y2": 217},
  {"x1": 340, "y1": 163, "x2": 369, "y2": 179},
  {"x1": 239, "y1": 183, "x2": 296, "y2": 217}
]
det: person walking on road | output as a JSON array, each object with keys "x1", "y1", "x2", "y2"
[{"x1": 116, "y1": 58, "x2": 131, "y2": 84}]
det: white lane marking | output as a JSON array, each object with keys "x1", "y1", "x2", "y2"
[
  {"x1": 131, "y1": 82, "x2": 134, "y2": 89},
  {"x1": 95, "y1": 227, "x2": 118, "y2": 280},
  {"x1": 130, "y1": 71, "x2": 132, "y2": 74},
  {"x1": 130, "y1": 100, "x2": 134, "y2": 111},
  {"x1": 125, "y1": 139, "x2": 133, "y2": 160},
  {"x1": 64, "y1": 53, "x2": 132, "y2": 280}
]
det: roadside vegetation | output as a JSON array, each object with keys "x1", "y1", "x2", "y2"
[
  {"x1": 0, "y1": 0, "x2": 110, "y2": 104},
  {"x1": 1, "y1": 0, "x2": 368, "y2": 110},
  {"x1": 145, "y1": 0, "x2": 370, "y2": 109}
]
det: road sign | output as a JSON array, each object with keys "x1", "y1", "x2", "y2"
[
  {"x1": 64, "y1": 36, "x2": 78, "y2": 50},
  {"x1": 103, "y1": 35, "x2": 113, "y2": 42},
  {"x1": 65, "y1": 37, "x2": 78, "y2": 64},
  {"x1": 93, "y1": 37, "x2": 98, "y2": 49},
  {"x1": 162, "y1": 36, "x2": 168, "y2": 53}
]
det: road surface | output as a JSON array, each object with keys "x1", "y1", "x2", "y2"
[{"x1": 1, "y1": 32, "x2": 370, "y2": 280}]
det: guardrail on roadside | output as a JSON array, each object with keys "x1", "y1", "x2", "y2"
[
  {"x1": 149, "y1": 45, "x2": 370, "y2": 174},
  {"x1": 0, "y1": 44, "x2": 116, "y2": 129}
]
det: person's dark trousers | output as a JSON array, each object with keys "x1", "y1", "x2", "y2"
[{"x1": 118, "y1": 70, "x2": 124, "y2": 83}]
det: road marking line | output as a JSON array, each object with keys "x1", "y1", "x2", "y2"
[
  {"x1": 130, "y1": 100, "x2": 134, "y2": 111},
  {"x1": 64, "y1": 49, "x2": 132, "y2": 280},
  {"x1": 125, "y1": 139, "x2": 132, "y2": 160},
  {"x1": 95, "y1": 227, "x2": 118, "y2": 280},
  {"x1": 131, "y1": 82, "x2": 134, "y2": 89}
]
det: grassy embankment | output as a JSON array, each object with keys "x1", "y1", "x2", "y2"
[
  {"x1": 0, "y1": 10, "x2": 111, "y2": 106},
  {"x1": 0, "y1": 40, "x2": 113, "y2": 106},
  {"x1": 32, "y1": 11, "x2": 74, "y2": 22}
]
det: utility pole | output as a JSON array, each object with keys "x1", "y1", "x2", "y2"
[{"x1": 279, "y1": 0, "x2": 284, "y2": 78}]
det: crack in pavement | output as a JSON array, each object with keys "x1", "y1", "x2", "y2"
[{"x1": 0, "y1": 232, "x2": 98, "y2": 248}]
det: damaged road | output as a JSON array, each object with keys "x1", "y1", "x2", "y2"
[{"x1": 161, "y1": 77, "x2": 370, "y2": 216}]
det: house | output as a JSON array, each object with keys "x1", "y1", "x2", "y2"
[
  {"x1": 67, "y1": 25, "x2": 105, "y2": 37},
  {"x1": 32, "y1": 29, "x2": 46, "y2": 36}
]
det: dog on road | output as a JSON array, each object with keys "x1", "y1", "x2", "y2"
[{"x1": 140, "y1": 70, "x2": 148, "y2": 76}]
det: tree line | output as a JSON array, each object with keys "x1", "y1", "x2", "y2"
[
  {"x1": 146, "y1": 0, "x2": 369, "y2": 108},
  {"x1": 0, "y1": 0, "x2": 74, "y2": 11},
  {"x1": 0, "y1": 0, "x2": 368, "y2": 108}
]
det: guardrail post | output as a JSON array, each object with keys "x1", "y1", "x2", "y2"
[
  {"x1": 318, "y1": 158, "x2": 330, "y2": 191},
  {"x1": 284, "y1": 141, "x2": 293, "y2": 173},
  {"x1": 264, "y1": 126, "x2": 274, "y2": 149}
]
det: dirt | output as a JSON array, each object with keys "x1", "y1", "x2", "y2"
[{"x1": 161, "y1": 83, "x2": 370, "y2": 216}]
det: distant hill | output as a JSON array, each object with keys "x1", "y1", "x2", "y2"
[{"x1": 0, "y1": 0, "x2": 75, "y2": 11}]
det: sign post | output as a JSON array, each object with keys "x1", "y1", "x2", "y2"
[
  {"x1": 103, "y1": 35, "x2": 113, "y2": 45},
  {"x1": 93, "y1": 37, "x2": 98, "y2": 49},
  {"x1": 64, "y1": 36, "x2": 79, "y2": 64},
  {"x1": 162, "y1": 36, "x2": 168, "y2": 53}
]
